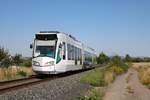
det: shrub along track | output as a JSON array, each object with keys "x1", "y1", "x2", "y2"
[{"x1": 0, "y1": 68, "x2": 93, "y2": 95}]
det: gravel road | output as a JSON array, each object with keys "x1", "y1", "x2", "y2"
[
  {"x1": 103, "y1": 68, "x2": 150, "y2": 100},
  {"x1": 0, "y1": 70, "x2": 93, "y2": 100}
]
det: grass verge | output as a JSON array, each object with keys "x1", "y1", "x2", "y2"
[
  {"x1": 80, "y1": 68, "x2": 106, "y2": 87},
  {"x1": 78, "y1": 61, "x2": 130, "y2": 100},
  {"x1": 77, "y1": 87, "x2": 105, "y2": 100},
  {"x1": 0, "y1": 66, "x2": 34, "y2": 81}
]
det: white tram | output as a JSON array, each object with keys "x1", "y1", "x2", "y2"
[{"x1": 30, "y1": 31, "x2": 96, "y2": 74}]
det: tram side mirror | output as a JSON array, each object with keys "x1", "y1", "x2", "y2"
[{"x1": 30, "y1": 44, "x2": 33, "y2": 49}]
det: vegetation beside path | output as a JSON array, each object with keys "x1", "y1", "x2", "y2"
[
  {"x1": 0, "y1": 46, "x2": 33, "y2": 81},
  {"x1": 132, "y1": 63, "x2": 150, "y2": 89},
  {"x1": 78, "y1": 54, "x2": 130, "y2": 100}
]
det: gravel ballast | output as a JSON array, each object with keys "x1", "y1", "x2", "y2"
[{"x1": 0, "y1": 70, "x2": 93, "y2": 100}]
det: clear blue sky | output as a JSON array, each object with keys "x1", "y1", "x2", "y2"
[{"x1": 0, "y1": 0, "x2": 150, "y2": 57}]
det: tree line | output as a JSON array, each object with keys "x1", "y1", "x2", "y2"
[
  {"x1": 97, "y1": 52, "x2": 150, "y2": 65},
  {"x1": 0, "y1": 47, "x2": 31, "y2": 68}
]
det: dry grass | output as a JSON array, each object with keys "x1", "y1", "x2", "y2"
[
  {"x1": 132, "y1": 62, "x2": 150, "y2": 70},
  {"x1": 109, "y1": 66, "x2": 124, "y2": 75},
  {"x1": 0, "y1": 66, "x2": 34, "y2": 81},
  {"x1": 126, "y1": 73, "x2": 133, "y2": 83},
  {"x1": 104, "y1": 70, "x2": 115, "y2": 85},
  {"x1": 18, "y1": 67, "x2": 33, "y2": 76},
  {"x1": 132, "y1": 62, "x2": 150, "y2": 87},
  {"x1": 126, "y1": 85, "x2": 134, "y2": 94}
]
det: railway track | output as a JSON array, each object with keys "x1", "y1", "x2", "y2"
[
  {"x1": 0, "y1": 69, "x2": 92, "y2": 95},
  {"x1": 0, "y1": 75, "x2": 58, "y2": 95}
]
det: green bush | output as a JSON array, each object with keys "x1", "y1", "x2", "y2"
[
  {"x1": 0, "y1": 47, "x2": 7, "y2": 61},
  {"x1": 80, "y1": 68, "x2": 106, "y2": 87},
  {"x1": 2, "y1": 57, "x2": 13, "y2": 68},
  {"x1": 109, "y1": 55, "x2": 129, "y2": 73},
  {"x1": 110, "y1": 66, "x2": 124, "y2": 75},
  {"x1": 12, "y1": 54, "x2": 23, "y2": 66},
  {"x1": 121, "y1": 64, "x2": 129, "y2": 72},
  {"x1": 97, "y1": 52, "x2": 109, "y2": 64},
  {"x1": 110, "y1": 55, "x2": 123, "y2": 66},
  {"x1": 23, "y1": 60, "x2": 32, "y2": 67},
  {"x1": 0, "y1": 47, "x2": 13, "y2": 68},
  {"x1": 17, "y1": 70, "x2": 27, "y2": 77}
]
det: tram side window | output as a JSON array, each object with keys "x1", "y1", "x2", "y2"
[
  {"x1": 67, "y1": 44, "x2": 71, "y2": 60},
  {"x1": 77, "y1": 48, "x2": 79, "y2": 60},
  {"x1": 74, "y1": 46, "x2": 76, "y2": 60},
  {"x1": 62, "y1": 42, "x2": 66, "y2": 60},
  {"x1": 76, "y1": 48, "x2": 80, "y2": 61},
  {"x1": 78, "y1": 48, "x2": 81, "y2": 61},
  {"x1": 72, "y1": 45, "x2": 75, "y2": 60},
  {"x1": 70, "y1": 45, "x2": 71, "y2": 60},
  {"x1": 80, "y1": 49, "x2": 82, "y2": 65},
  {"x1": 85, "y1": 51, "x2": 92, "y2": 63},
  {"x1": 79, "y1": 49, "x2": 81, "y2": 60},
  {"x1": 75, "y1": 47, "x2": 78, "y2": 60},
  {"x1": 67, "y1": 44, "x2": 82, "y2": 61},
  {"x1": 67, "y1": 44, "x2": 75, "y2": 60},
  {"x1": 74, "y1": 47, "x2": 75, "y2": 60}
]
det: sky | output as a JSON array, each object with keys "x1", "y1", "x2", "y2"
[{"x1": 0, "y1": 0, "x2": 150, "y2": 57}]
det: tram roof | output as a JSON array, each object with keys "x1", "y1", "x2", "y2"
[{"x1": 36, "y1": 31, "x2": 95, "y2": 52}]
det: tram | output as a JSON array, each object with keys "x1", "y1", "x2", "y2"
[{"x1": 30, "y1": 31, "x2": 96, "y2": 74}]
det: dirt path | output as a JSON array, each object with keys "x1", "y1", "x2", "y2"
[{"x1": 103, "y1": 68, "x2": 150, "y2": 100}]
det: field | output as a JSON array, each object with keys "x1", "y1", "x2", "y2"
[
  {"x1": 132, "y1": 62, "x2": 150, "y2": 69},
  {"x1": 132, "y1": 62, "x2": 150, "y2": 88}
]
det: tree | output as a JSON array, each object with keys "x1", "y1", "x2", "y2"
[
  {"x1": 110, "y1": 55, "x2": 123, "y2": 66},
  {"x1": 132, "y1": 57, "x2": 144, "y2": 62},
  {"x1": 0, "y1": 47, "x2": 8, "y2": 61},
  {"x1": 97, "y1": 52, "x2": 109, "y2": 64},
  {"x1": 125, "y1": 54, "x2": 132, "y2": 62},
  {"x1": 0, "y1": 47, "x2": 12, "y2": 68},
  {"x1": 22, "y1": 58, "x2": 32, "y2": 67},
  {"x1": 2, "y1": 56, "x2": 13, "y2": 68},
  {"x1": 13, "y1": 54, "x2": 23, "y2": 66},
  {"x1": 110, "y1": 55, "x2": 129, "y2": 72}
]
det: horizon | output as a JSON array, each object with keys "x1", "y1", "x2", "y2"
[{"x1": 0, "y1": 0, "x2": 150, "y2": 57}]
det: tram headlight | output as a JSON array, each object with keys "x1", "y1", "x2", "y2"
[
  {"x1": 32, "y1": 61, "x2": 40, "y2": 66},
  {"x1": 44, "y1": 61, "x2": 54, "y2": 66}
]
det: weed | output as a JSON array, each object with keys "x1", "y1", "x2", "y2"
[
  {"x1": 77, "y1": 88, "x2": 104, "y2": 100},
  {"x1": 146, "y1": 84, "x2": 150, "y2": 89},
  {"x1": 0, "y1": 67, "x2": 34, "y2": 81},
  {"x1": 126, "y1": 73, "x2": 133, "y2": 83},
  {"x1": 80, "y1": 68, "x2": 106, "y2": 87},
  {"x1": 126, "y1": 85, "x2": 134, "y2": 94},
  {"x1": 109, "y1": 66, "x2": 124, "y2": 75},
  {"x1": 22, "y1": 59, "x2": 32, "y2": 67},
  {"x1": 17, "y1": 70, "x2": 27, "y2": 77},
  {"x1": 79, "y1": 56, "x2": 130, "y2": 100},
  {"x1": 104, "y1": 70, "x2": 115, "y2": 85}
]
